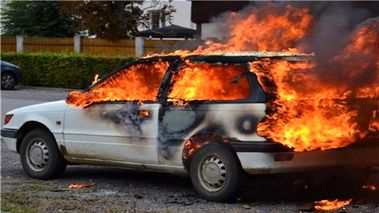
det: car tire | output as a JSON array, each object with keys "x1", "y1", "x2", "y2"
[
  {"x1": 1, "y1": 72, "x2": 17, "y2": 90},
  {"x1": 190, "y1": 143, "x2": 246, "y2": 201},
  {"x1": 20, "y1": 129, "x2": 67, "y2": 179}
]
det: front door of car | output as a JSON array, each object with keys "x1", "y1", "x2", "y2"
[{"x1": 63, "y1": 59, "x2": 172, "y2": 164}]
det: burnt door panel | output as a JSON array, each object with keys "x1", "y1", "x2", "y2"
[
  {"x1": 64, "y1": 103, "x2": 160, "y2": 164},
  {"x1": 157, "y1": 60, "x2": 267, "y2": 166},
  {"x1": 157, "y1": 103, "x2": 267, "y2": 166}
]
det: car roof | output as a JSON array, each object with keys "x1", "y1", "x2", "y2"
[
  {"x1": 89, "y1": 51, "x2": 312, "y2": 92},
  {"x1": 189, "y1": 51, "x2": 312, "y2": 57},
  {"x1": 144, "y1": 51, "x2": 313, "y2": 63}
]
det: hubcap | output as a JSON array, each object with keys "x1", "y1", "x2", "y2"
[
  {"x1": 2, "y1": 74, "x2": 15, "y2": 88},
  {"x1": 27, "y1": 139, "x2": 49, "y2": 171},
  {"x1": 198, "y1": 155, "x2": 227, "y2": 192}
]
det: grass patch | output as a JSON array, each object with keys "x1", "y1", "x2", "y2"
[{"x1": 1, "y1": 192, "x2": 37, "y2": 213}]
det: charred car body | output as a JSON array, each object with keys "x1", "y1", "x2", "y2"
[{"x1": 2, "y1": 52, "x2": 378, "y2": 201}]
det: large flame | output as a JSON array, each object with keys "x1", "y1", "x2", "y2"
[
  {"x1": 250, "y1": 60, "x2": 362, "y2": 151},
  {"x1": 248, "y1": 18, "x2": 379, "y2": 151}
]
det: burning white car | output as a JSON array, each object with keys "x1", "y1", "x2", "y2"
[{"x1": 2, "y1": 52, "x2": 378, "y2": 201}]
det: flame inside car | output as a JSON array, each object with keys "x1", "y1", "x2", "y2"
[
  {"x1": 66, "y1": 4, "x2": 378, "y2": 152},
  {"x1": 313, "y1": 199, "x2": 353, "y2": 211},
  {"x1": 168, "y1": 61, "x2": 250, "y2": 103},
  {"x1": 66, "y1": 61, "x2": 170, "y2": 107}
]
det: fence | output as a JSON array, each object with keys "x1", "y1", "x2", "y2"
[{"x1": 0, "y1": 35, "x2": 201, "y2": 57}]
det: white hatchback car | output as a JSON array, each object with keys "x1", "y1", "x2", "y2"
[{"x1": 2, "y1": 53, "x2": 378, "y2": 201}]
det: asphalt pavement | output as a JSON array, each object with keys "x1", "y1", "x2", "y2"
[{"x1": 1, "y1": 87, "x2": 378, "y2": 212}]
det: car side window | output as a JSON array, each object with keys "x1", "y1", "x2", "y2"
[
  {"x1": 168, "y1": 61, "x2": 251, "y2": 102},
  {"x1": 66, "y1": 60, "x2": 170, "y2": 107},
  {"x1": 92, "y1": 61, "x2": 170, "y2": 101}
]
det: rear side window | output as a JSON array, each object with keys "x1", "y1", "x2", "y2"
[{"x1": 168, "y1": 61, "x2": 251, "y2": 102}]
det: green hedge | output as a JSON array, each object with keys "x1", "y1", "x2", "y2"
[{"x1": 1, "y1": 52, "x2": 135, "y2": 89}]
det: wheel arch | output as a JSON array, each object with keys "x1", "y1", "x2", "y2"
[
  {"x1": 2, "y1": 69, "x2": 18, "y2": 80},
  {"x1": 181, "y1": 133, "x2": 241, "y2": 172},
  {"x1": 16, "y1": 121, "x2": 55, "y2": 153},
  {"x1": 2, "y1": 69, "x2": 16, "y2": 74}
]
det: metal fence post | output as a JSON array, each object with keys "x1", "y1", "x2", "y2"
[
  {"x1": 16, "y1": 35, "x2": 24, "y2": 53},
  {"x1": 135, "y1": 37, "x2": 144, "y2": 57},
  {"x1": 74, "y1": 35, "x2": 82, "y2": 53}
]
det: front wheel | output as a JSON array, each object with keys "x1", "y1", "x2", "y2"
[
  {"x1": 190, "y1": 143, "x2": 246, "y2": 201},
  {"x1": 20, "y1": 129, "x2": 67, "y2": 179}
]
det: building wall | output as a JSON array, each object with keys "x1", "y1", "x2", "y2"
[{"x1": 141, "y1": 0, "x2": 195, "y2": 30}]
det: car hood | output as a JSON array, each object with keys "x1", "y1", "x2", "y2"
[
  {"x1": 8, "y1": 100, "x2": 68, "y2": 114},
  {"x1": 1, "y1": 61, "x2": 19, "y2": 69}
]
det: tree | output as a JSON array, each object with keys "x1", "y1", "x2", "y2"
[
  {"x1": 1, "y1": 1, "x2": 79, "y2": 37},
  {"x1": 60, "y1": 1, "x2": 176, "y2": 40}
]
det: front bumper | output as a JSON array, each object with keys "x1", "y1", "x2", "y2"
[
  {"x1": 231, "y1": 140, "x2": 379, "y2": 174},
  {"x1": 1, "y1": 128, "x2": 18, "y2": 153}
]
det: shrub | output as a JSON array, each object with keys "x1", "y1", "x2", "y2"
[{"x1": 1, "y1": 52, "x2": 135, "y2": 89}]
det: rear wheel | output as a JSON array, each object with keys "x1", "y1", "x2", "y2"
[
  {"x1": 1, "y1": 72, "x2": 16, "y2": 89},
  {"x1": 190, "y1": 143, "x2": 245, "y2": 201},
  {"x1": 20, "y1": 129, "x2": 66, "y2": 179}
]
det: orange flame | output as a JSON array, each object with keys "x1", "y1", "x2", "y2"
[
  {"x1": 199, "y1": 5, "x2": 312, "y2": 53},
  {"x1": 68, "y1": 183, "x2": 94, "y2": 189},
  {"x1": 146, "y1": 4, "x2": 313, "y2": 57},
  {"x1": 250, "y1": 60, "x2": 362, "y2": 151},
  {"x1": 66, "y1": 61, "x2": 170, "y2": 107},
  {"x1": 313, "y1": 199, "x2": 352, "y2": 211},
  {"x1": 138, "y1": 110, "x2": 150, "y2": 117},
  {"x1": 183, "y1": 139, "x2": 202, "y2": 161},
  {"x1": 168, "y1": 61, "x2": 250, "y2": 103}
]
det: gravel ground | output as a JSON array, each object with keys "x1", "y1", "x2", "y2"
[{"x1": 1, "y1": 87, "x2": 378, "y2": 212}]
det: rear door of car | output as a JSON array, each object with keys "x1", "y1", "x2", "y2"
[
  {"x1": 63, "y1": 58, "x2": 174, "y2": 164},
  {"x1": 157, "y1": 57, "x2": 268, "y2": 166}
]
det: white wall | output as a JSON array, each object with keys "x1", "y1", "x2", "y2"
[{"x1": 141, "y1": 0, "x2": 195, "y2": 29}]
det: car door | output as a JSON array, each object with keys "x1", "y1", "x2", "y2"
[
  {"x1": 157, "y1": 59, "x2": 267, "y2": 166},
  {"x1": 63, "y1": 59, "x2": 172, "y2": 164}
]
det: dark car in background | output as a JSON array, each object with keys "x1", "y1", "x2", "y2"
[{"x1": 1, "y1": 61, "x2": 22, "y2": 89}]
